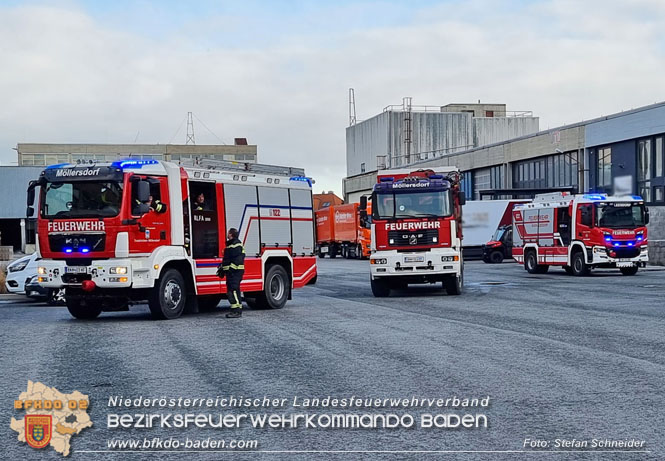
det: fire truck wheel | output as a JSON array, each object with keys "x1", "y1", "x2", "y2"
[
  {"x1": 356, "y1": 244, "x2": 363, "y2": 259},
  {"x1": 261, "y1": 264, "x2": 289, "y2": 309},
  {"x1": 66, "y1": 298, "x2": 102, "y2": 320},
  {"x1": 525, "y1": 251, "x2": 539, "y2": 274},
  {"x1": 571, "y1": 252, "x2": 589, "y2": 276},
  {"x1": 563, "y1": 265, "x2": 574, "y2": 275},
  {"x1": 318, "y1": 251, "x2": 326, "y2": 259},
  {"x1": 370, "y1": 278, "x2": 391, "y2": 297},
  {"x1": 489, "y1": 250, "x2": 504, "y2": 264},
  {"x1": 620, "y1": 266, "x2": 639, "y2": 276},
  {"x1": 149, "y1": 269, "x2": 187, "y2": 319},
  {"x1": 444, "y1": 274, "x2": 463, "y2": 295}
]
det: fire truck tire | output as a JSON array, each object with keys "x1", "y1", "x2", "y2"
[
  {"x1": 370, "y1": 278, "x2": 391, "y2": 297},
  {"x1": 571, "y1": 252, "x2": 589, "y2": 276},
  {"x1": 620, "y1": 266, "x2": 639, "y2": 276},
  {"x1": 563, "y1": 265, "x2": 574, "y2": 275},
  {"x1": 444, "y1": 274, "x2": 463, "y2": 295},
  {"x1": 525, "y1": 251, "x2": 539, "y2": 274},
  {"x1": 357, "y1": 244, "x2": 363, "y2": 259},
  {"x1": 259, "y1": 264, "x2": 289, "y2": 309},
  {"x1": 66, "y1": 298, "x2": 102, "y2": 319},
  {"x1": 318, "y1": 250, "x2": 326, "y2": 258},
  {"x1": 148, "y1": 269, "x2": 187, "y2": 319},
  {"x1": 489, "y1": 250, "x2": 504, "y2": 264}
]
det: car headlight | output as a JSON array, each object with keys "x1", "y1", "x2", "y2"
[
  {"x1": 110, "y1": 267, "x2": 128, "y2": 274},
  {"x1": 37, "y1": 266, "x2": 47, "y2": 275},
  {"x1": 9, "y1": 261, "x2": 29, "y2": 272}
]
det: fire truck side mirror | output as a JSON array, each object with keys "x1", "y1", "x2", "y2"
[
  {"x1": 26, "y1": 206, "x2": 34, "y2": 217},
  {"x1": 136, "y1": 180, "x2": 150, "y2": 203},
  {"x1": 459, "y1": 191, "x2": 466, "y2": 206},
  {"x1": 359, "y1": 196, "x2": 368, "y2": 227}
]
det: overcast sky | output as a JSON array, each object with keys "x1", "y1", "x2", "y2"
[{"x1": 1, "y1": 0, "x2": 664, "y2": 195}]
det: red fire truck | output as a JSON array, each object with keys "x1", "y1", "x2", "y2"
[
  {"x1": 359, "y1": 167, "x2": 466, "y2": 297},
  {"x1": 315, "y1": 202, "x2": 371, "y2": 259},
  {"x1": 27, "y1": 159, "x2": 317, "y2": 320},
  {"x1": 512, "y1": 192, "x2": 649, "y2": 276}
]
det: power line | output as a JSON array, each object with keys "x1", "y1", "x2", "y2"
[
  {"x1": 193, "y1": 113, "x2": 227, "y2": 145},
  {"x1": 168, "y1": 115, "x2": 187, "y2": 144}
]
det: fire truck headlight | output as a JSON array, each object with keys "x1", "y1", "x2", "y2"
[
  {"x1": 110, "y1": 267, "x2": 128, "y2": 275},
  {"x1": 37, "y1": 266, "x2": 47, "y2": 275},
  {"x1": 593, "y1": 247, "x2": 605, "y2": 254},
  {"x1": 370, "y1": 258, "x2": 387, "y2": 265},
  {"x1": 441, "y1": 256, "x2": 460, "y2": 262}
]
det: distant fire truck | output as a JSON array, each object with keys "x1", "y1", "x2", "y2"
[
  {"x1": 512, "y1": 192, "x2": 649, "y2": 276},
  {"x1": 359, "y1": 167, "x2": 466, "y2": 297},
  {"x1": 28, "y1": 159, "x2": 317, "y2": 320}
]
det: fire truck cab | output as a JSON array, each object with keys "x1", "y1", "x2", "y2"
[
  {"x1": 360, "y1": 167, "x2": 466, "y2": 297},
  {"x1": 28, "y1": 159, "x2": 317, "y2": 320},
  {"x1": 512, "y1": 192, "x2": 649, "y2": 276}
]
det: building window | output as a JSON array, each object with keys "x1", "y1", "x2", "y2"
[
  {"x1": 360, "y1": 163, "x2": 366, "y2": 173},
  {"x1": 461, "y1": 171, "x2": 473, "y2": 201},
  {"x1": 490, "y1": 165, "x2": 503, "y2": 189},
  {"x1": 637, "y1": 135, "x2": 665, "y2": 204},
  {"x1": 597, "y1": 147, "x2": 612, "y2": 188},
  {"x1": 638, "y1": 138, "x2": 652, "y2": 202},
  {"x1": 513, "y1": 151, "x2": 577, "y2": 191}
]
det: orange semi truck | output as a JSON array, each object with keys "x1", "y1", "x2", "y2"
[{"x1": 315, "y1": 202, "x2": 371, "y2": 259}]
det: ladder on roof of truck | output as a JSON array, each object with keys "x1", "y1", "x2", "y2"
[{"x1": 176, "y1": 157, "x2": 306, "y2": 177}]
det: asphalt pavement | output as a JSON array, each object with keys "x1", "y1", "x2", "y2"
[{"x1": 1, "y1": 259, "x2": 663, "y2": 460}]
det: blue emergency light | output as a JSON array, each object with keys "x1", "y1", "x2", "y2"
[{"x1": 112, "y1": 159, "x2": 159, "y2": 169}]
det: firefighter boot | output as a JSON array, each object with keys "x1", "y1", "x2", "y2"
[{"x1": 226, "y1": 309, "x2": 242, "y2": 318}]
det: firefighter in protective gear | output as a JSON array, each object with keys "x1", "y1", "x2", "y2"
[{"x1": 217, "y1": 228, "x2": 245, "y2": 318}]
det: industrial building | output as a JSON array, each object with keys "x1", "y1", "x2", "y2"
[
  {"x1": 343, "y1": 100, "x2": 665, "y2": 264},
  {"x1": 16, "y1": 140, "x2": 257, "y2": 166},
  {"x1": 346, "y1": 101, "x2": 539, "y2": 176}
]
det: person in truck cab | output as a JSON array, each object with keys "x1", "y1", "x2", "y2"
[
  {"x1": 192, "y1": 192, "x2": 208, "y2": 211},
  {"x1": 148, "y1": 195, "x2": 167, "y2": 213},
  {"x1": 217, "y1": 228, "x2": 245, "y2": 319}
]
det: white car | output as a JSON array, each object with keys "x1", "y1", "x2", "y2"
[{"x1": 4, "y1": 253, "x2": 64, "y2": 305}]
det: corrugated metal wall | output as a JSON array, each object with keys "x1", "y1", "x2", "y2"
[
  {"x1": 473, "y1": 117, "x2": 540, "y2": 147},
  {"x1": 346, "y1": 111, "x2": 539, "y2": 176}
]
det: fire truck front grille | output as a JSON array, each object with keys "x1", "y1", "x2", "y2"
[
  {"x1": 608, "y1": 247, "x2": 640, "y2": 259},
  {"x1": 49, "y1": 233, "x2": 106, "y2": 253},
  {"x1": 388, "y1": 229, "x2": 438, "y2": 247}
]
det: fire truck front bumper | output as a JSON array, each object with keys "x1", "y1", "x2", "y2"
[
  {"x1": 590, "y1": 245, "x2": 649, "y2": 267},
  {"x1": 370, "y1": 249, "x2": 461, "y2": 281},
  {"x1": 36, "y1": 259, "x2": 135, "y2": 289}
]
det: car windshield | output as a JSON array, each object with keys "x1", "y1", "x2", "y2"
[
  {"x1": 492, "y1": 227, "x2": 506, "y2": 242},
  {"x1": 374, "y1": 190, "x2": 451, "y2": 219},
  {"x1": 41, "y1": 181, "x2": 124, "y2": 218},
  {"x1": 595, "y1": 202, "x2": 646, "y2": 229}
]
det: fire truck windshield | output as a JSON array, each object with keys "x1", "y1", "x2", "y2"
[
  {"x1": 595, "y1": 202, "x2": 646, "y2": 229},
  {"x1": 41, "y1": 181, "x2": 124, "y2": 218},
  {"x1": 374, "y1": 190, "x2": 451, "y2": 219}
]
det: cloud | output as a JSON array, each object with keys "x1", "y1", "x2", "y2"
[{"x1": 1, "y1": 0, "x2": 664, "y2": 195}]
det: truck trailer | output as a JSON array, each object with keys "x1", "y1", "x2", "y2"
[{"x1": 315, "y1": 202, "x2": 371, "y2": 259}]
